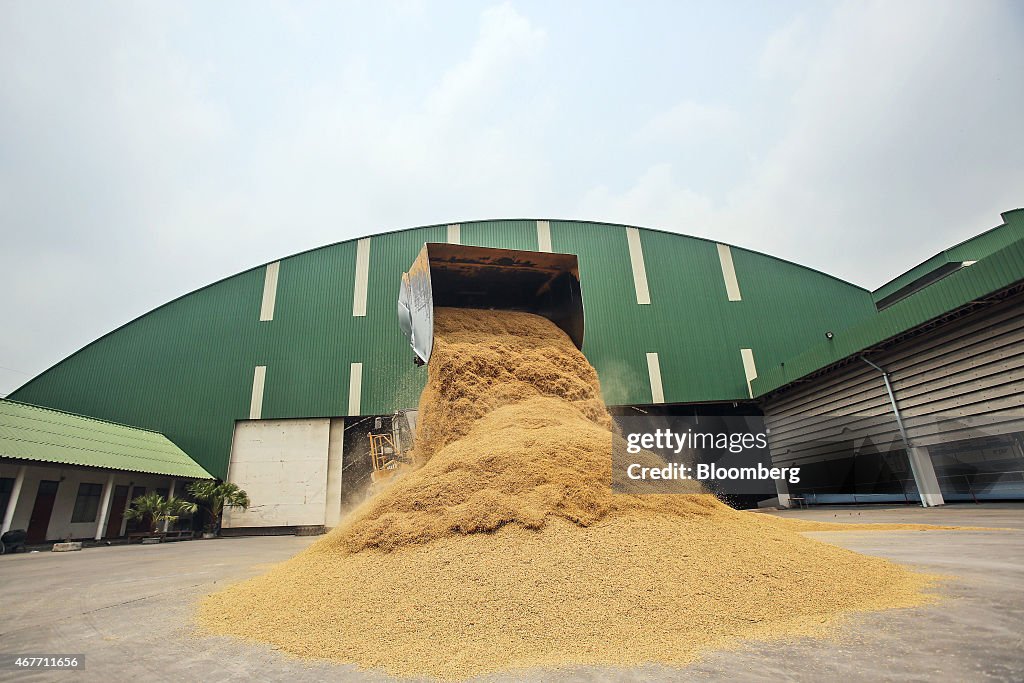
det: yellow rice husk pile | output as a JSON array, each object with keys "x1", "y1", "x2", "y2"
[{"x1": 198, "y1": 308, "x2": 946, "y2": 680}]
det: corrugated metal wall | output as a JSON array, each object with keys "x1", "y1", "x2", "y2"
[
  {"x1": 763, "y1": 291, "x2": 1024, "y2": 467},
  {"x1": 11, "y1": 220, "x2": 878, "y2": 478}
]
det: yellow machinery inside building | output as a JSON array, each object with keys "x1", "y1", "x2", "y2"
[{"x1": 368, "y1": 413, "x2": 413, "y2": 485}]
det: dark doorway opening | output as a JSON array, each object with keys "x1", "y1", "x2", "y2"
[
  {"x1": 125, "y1": 486, "x2": 147, "y2": 533},
  {"x1": 105, "y1": 485, "x2": 129, "y2": 538},
  {"x1": 26, "y1": 480, "x2": 59, "y2": 543}
]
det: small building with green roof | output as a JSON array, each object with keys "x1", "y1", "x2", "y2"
[{"x1": 0, "y1": 399, "x2": 212, "y2": 544}]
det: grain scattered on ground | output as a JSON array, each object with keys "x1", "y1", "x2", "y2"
[{"x1": 199, "y1": 308, "x2": 946, "y2": 680}]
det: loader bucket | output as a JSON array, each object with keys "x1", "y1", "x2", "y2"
[{"x1": 398, "y1": 243, "x2": 584, "y2": 364}]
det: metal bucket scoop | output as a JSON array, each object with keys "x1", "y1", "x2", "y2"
[{"x1": 398, "y1": 243, "x2": 584, "y2": 364}]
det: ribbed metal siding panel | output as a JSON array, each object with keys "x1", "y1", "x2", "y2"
[
  {"x1": 258, "y1": 226, "x2": 449, "y2": 419},
  {"x1": 638, "y1": 230, "x2": 746, "y2": 400},
  {"x1": 258, "y1": 241, "x2": 358, "y2": 419},
  {"x1": 461, "y1": 220, "x2": 536, "y2": 250},
  {"x1": 359, "y1": 225, "x2": 446, "y2": 415},
  {"x1": 729, "y1": 246, "x2": 878, "y2": 370},
  {"x1": 880, "y1": 297, "x2": 1024, "y2": 446},
  {"x1": 639, "y1": 231, "x2": 877, "y2": 403},
  {"x1": 550, "y1": 221, "x2": 649, "y2": 405},
  {"x1": 763, "y1": 292, "x2": 1024, "y2": 466}
]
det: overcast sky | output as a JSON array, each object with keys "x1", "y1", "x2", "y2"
[{"x1": 1, "y1": 0, "x2": 1022, "y2": 396}]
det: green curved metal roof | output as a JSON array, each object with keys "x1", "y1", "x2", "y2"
[
  {"x1": 7, "y1": 218, "x2": 941, "y2": 479},
  {"x1": 0, "y1": 399, "x2": 213, "y2": 479}
]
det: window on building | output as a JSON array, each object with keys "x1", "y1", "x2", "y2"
[
  {"x1": 0, "y1": 477, "x2": 13, "y2": 522},
  {"x1": 71, "y1": 483, "x2": 104, "y2": 523}
]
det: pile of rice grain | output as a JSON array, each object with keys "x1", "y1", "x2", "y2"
[{"x1": 198, "y1": 308, "x2": 941, "y2": 680}]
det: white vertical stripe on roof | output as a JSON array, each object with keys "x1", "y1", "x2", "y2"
[
  {"x1": 717, "y1": 244, "x2": 742, "y2": 301},
  {"x1": 626, "y1": 227, "x2": 651, "y2": 305},
  {"x1": 348, "y1": 362, "x2": 363, "y2": 416},
  {"x1": 646, "y1": 352, "x2": 665, "y2": 404},
  {"x1": 352, "y1": 238, "x2": 371, "y2": 317},
  {"x1": 249, "y1": 366, "x2": 266, "y2": 420},
  {"x1": 536, "y1": 220, "x2": 552, "y2": 252},
  {"x1": 259, "y1": 261, "x2": 280, "y2": 321},
  {"x1": 740, "y1": 348, "x2": 758, "y2": 399},
  {"x1": 447, "y1": 224, "x2": 461, "y2": 245}
]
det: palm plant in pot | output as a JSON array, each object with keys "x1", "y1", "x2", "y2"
[
  {"x1": 186, "y1": 481, "x2": 250, "y2": 538},
  {"x1": 124, "y1": 492, "x2": 198, "y2": 539}
]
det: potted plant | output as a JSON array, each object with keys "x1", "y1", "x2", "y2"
[
  {"x1": 124, "y1": 492, "x2": 197, "y2": 541},
  {"x1": 186, "y1": 481, "x2": 250, "y2": 538}
]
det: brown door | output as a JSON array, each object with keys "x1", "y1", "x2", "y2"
[
  {"x1": 105, "y1": 485, "x2": 129, "y2": 538},
  {"x1": 26, "y1": 480, "x2": 60, "y2": 543}
]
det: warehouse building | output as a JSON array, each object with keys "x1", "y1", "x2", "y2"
[
  {"x1": 755, "y1": 216, "x2": 1024, "y2": 506},
  {"x1": 6, "y1": 211, "x2": 1023, "y2": 528},
  {"x1": 0, "y1": 399, "x2": 212, "y2": 544}
]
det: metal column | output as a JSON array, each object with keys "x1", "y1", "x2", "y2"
[
  {"x1": 1, "y1": 465, "x2": 27, "y2": 534},
  {"x1": 861, "y1": 357, "x2": 944, "y2": 507}
]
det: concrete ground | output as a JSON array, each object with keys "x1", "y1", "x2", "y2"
[{"x1": 1, "y1": 504, "x2": 1022, "y2": 682}]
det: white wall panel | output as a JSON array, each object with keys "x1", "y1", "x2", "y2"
[{"x1": 223, "y1": 419, "x2": 331, "y2": 528}]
